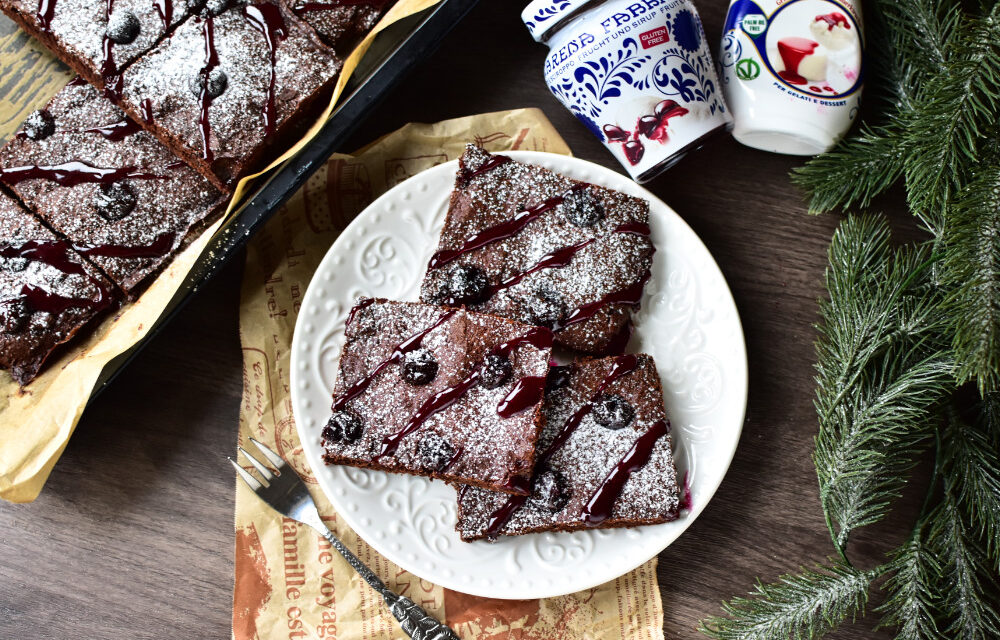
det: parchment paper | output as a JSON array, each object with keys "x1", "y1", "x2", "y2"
[
  {"x1": 234, "y1": 108, "x2": 665, "y2": 639},
  {"x1": 0, "y1": 0, "x2": 442, "y2": 503}
]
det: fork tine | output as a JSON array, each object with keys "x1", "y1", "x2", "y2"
[
  {"x1": 239, "y1": 446, "x2": 275, "y2": 481},
  {"x1": 228, "y1": 457, "x2": 263, "y2": 491},
  {"x1": 249, "y1": 437, "x2": 286, "y2": 471}
]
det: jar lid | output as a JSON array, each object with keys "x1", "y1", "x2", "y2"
[{"x1": 521, "y1": 0, "x2": 591, "y2": 42}]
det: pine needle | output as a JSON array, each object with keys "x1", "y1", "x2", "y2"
[
  {"x1": 876, "y1": 528, "x2": 943, "y2": 640},
  {"x1": 699, "y1": 563, "x2": 877, "y2": 640},
  {"x1": 928, "y1": 490, "x2": 1000, "y2": 639},
  {"x1": 813, "y1": 216, "x2": 953, "y2": 554}
]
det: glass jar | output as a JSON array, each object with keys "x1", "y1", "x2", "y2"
[{"x1": 523, "y1": 0, "x2": 733, "y2": 182}]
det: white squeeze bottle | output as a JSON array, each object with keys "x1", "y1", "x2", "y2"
[{"x1": 718, "y1": 0, "x2": 863, "y2": 155}]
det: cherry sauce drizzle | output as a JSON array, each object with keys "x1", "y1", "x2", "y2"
[
  {"x1": 0, "y1": 161, "x2": 165, "y2": 186},
  {"x1": 580, "y1": 419, "x2": 670, "y2": 525},
  {"x1": 331, "y1": 308, "x2": 457, "y2": 412},
  {"x1": 482, "y1": 354, "x2": 639, "y2": 539},
  {"x1": 100, "y1": 0, "x2": 124, "y2": 101},
  {"x1": 36, "y1": 0, "x2": 56, "y2": 32},
  {"x1": 243, "y1": 2, "x2": 287, "y2": 137},
  {"x1": 153, "y1": 0, "x2": 173, "y2": 29},
  {"x1": 376, "y1": 326, "x2": 553, "y2": 461},
  {"x1": 1, "y1": 242, "x2": 116, "y2": 313},
  {"x1": 197, "y1": 16, "x2": 220, "y2": 161},
  {"x1": 82, "y1": 119, "x2": 144, "y2": 141},
  {"x1": 427, "y1": 183, "x2": 588, "y2": 270}
]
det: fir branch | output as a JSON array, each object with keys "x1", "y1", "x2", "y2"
[
  {"x1": 813, "y1": 216, "x2": 952, "y2": 554},
  {"x1": 869, "y1": 0, "x2": 961, "y2": 108},
  {"x1": 941, "y1": 398, "x2": 1000, "y2": 564},
  {"x1": 876, "y1": 527, "x2": 943, "y2": 640},
  {"x1": 790, "y1": 126, "x2": 906, "y2": 215},
  {"x1": 940, "y1": 160, "x2": 1000, "y2": 392},
  {"x1": 904, "y1": 7, "x2": 1000, "y2": 225},
  {"x1": 699, "y1": 563, "x2": 878, "y2": 640},
  {"x1": 928, "y1": 490, "x2": 1000, "y2": 639}
]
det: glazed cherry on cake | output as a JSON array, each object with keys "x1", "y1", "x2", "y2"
[
  {"x1": 117, "y1": 0, "x2": 343, "y2": 188},
  {"x1": 0, "y1": 188, "x2": 118, "y2": 385},
  {"x1": 419, "y1": 145, "x2": 655, "y2": 355},
  {"x1": 455, "y1": 354, "x2": 682, "y2": 542},
  {"x1": 0, "y1": 81, "x2": 227, "y2": 295},
  {"x1": 321, "y1": 298, "x2": 554, "y2": 494}
]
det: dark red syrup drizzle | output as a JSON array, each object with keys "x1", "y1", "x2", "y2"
[
  {"x1": 67, "y1": 76, "x2": 88, "y2": 86},
  {"x1": 243, "y1": 3, "x2": 288, "y2": 137},
  {"x1": 1, "y1": 242, "x2": 116, "y2": 313},
  {"x1": 581, "y1": 419, "x2": 670, "y2": 525},
  {"x1": 331, "y1": 308, "x2": 457, "y2": 412},
  {"x1": 1, "y1": 240, "x2": 86, "y2": 275},
  {"x1": 82, "y1": 119, "x2": 144, "y2": 141},
  {"x1": 441, "y1": 446, "x2": 464, "y2": 472},
  {"x1": 377, "y1": 326, "x2": 553, "y2": 461},
  {"x1": 139, "y1": 98, "x2": 155, "y2": 124},
  {"x1": 457, "y1": 153, "x2": 512, "y2": 185},
  {"x1": 776, "y1": 37, "x2": 819, "y2": 85},
  {"x1": 496, "y1": 375, "x2": 547, "y2": 418},
  {"x1": 427, "y1": 183, "x2": 588, "y2": 270},
  {"x1": 197, "y1": 16, "x2": 220, "y2": 161},
  {"x1": 100, "y1": 0, "x2": 124, "y2": 101},
  {"x1": 0, "y1": 161, "x2": 165, "y2": 186},
  {"x1": 345, "y1": 296, "x2": 375, "y2": 325},
  {"x1": 482, "y1": 355, "x2": 639, "y2": 538},
  {"x1": 36, "y1": 0, "x2": 56, "y2": 32},
  {"x1": 153, "y1": 0, "x2": 173, "y2": 29},
  {"x1": 552, "y1": 270, "x2": 651, "y2": 332}
]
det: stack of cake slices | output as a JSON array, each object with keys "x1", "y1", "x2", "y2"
[
  {"x1": 321, "y1": 145, "x2": 684, "y2": 542},
  {"x1": 0, "y1": 0, "x2": 396, "y2": 384}
]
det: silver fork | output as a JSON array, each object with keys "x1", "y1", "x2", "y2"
[{"x1": 230, "y1": 438, "x2": 460, "y2": 640}]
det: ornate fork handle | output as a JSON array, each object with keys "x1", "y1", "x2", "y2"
[{"x1": 317, "y1": 528, "x2": 460, "y2": 640}]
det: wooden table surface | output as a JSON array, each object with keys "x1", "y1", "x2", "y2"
[{"x1": 1, "y1": 1, "x2": 920, "y2": 638}]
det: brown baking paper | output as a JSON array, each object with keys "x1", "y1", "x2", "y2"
[
  {"x1": 0, "y1": 0, "x2": 442, "y2": 503},
  {"x1": 234, "y1": 108, "x2": 665, "y2": 640}
]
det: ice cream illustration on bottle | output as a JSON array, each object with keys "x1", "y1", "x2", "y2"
[
  {"x1": 774, "y1": 12, "x2": 859, "y2": 94},
  {"x1": 719, "y1": 0, "x2": 864, "y2": 155}
]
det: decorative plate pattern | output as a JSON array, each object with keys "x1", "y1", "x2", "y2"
[{"x1": 290, "y1": 152, "x2": 748, "y2": 599}]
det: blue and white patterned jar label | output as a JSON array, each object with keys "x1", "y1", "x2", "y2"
[{"x1": 528, "y1": 0, "x2": 732, "y2": 181}]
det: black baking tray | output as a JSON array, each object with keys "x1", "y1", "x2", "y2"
[{"x1": 88, "y1": 0, "x2": 481, "y2": 397}]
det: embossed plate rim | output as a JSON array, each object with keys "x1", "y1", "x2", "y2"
[{"x1": 291, "y1": 151, "x2": 748, "y2": 599}]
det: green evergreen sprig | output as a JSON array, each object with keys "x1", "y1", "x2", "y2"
[{"x1": 699, "y1": 2, "x2": 1000, "y2": 636}]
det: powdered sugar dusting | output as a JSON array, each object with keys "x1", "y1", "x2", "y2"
[
  {"x1": 419, "y1": 145, "x2": 654, "y2": 353},
  {"x1": 455, "y1": 354, "x2": 680, "y2": 541},
  {"x1": 322, "y1": 299, "x2": 552, "y2": 490},
  {"x1": 0, "y1": 82, "x2": 225, "y2": 292}
]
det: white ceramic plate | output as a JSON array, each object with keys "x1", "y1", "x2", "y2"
[{"x1": 291, "y1": 151, "x2": 747, "y2": 599}]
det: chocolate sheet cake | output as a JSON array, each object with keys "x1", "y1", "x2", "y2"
[
  {"x1": 0, "y1": 188, "x2": 118, "y2": 385},
  {"x1": 420, "y1": 145, "x2": 655, "y2": 355},
  {"x1": 322, "y1": 298, "x2": 554, "y2": 494},
  {"x1": 0, "y1": 81, "x2": 227, "y2": 295},
  {"x1": 455, "y1": 354, "x2": 681, "y2": 541},
  {"x1": 0, "y1": 0, "x2": 199, "y2": 94},
  {"x1": 118, "y1": 1, "x2": 343, "y2": 188}
]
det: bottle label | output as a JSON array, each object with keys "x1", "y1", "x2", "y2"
[
  {"x1": 542, "y1": 0, "x2": 732, "y2": 180},
  {"x1": 721, "y1": 0, "x2": 863, "y2": 99}
]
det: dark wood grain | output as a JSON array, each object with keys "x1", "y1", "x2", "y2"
[{"x1": 0, "y1": 1, "x2": 923, "y2": 637}]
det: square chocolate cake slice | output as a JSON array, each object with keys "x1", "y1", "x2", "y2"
[
  {"x1": 322, "y1": 298, "x2": 553, "y2": 494},
  {"x1": 0, "y1": 81, "x2": 227, "y2": 295},
  {"x1": 0, "y1": 0, "x2": 199, "y2": 94},
  {"x1": 0, "y1": 188, "x2": 118, "y2": 385},
  {"x1": 455, "y1": 354, "x2": 681, "y2": 542},
  {"x1": 285, "y1": 0, "x2": 393, "y2": 54},
  {"x1": 118, "y1": 1, "x2": 342, "y2": 188},
  {"x1": 419, "y1": 145, "x2": 655, "y2": 355}
]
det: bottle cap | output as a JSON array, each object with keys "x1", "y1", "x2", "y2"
[{"x1": 521, "y1": 0, "x2": 590, "y2": 42}]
